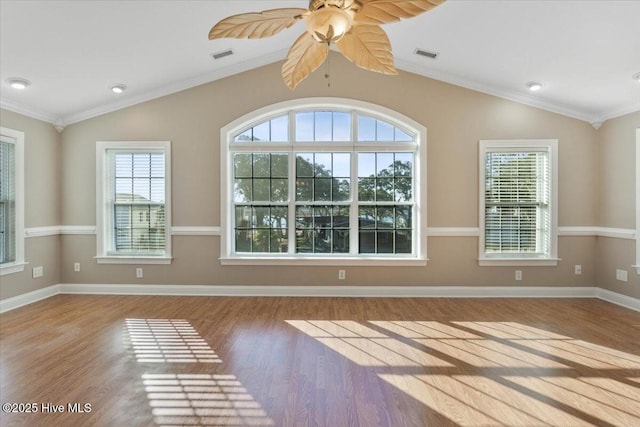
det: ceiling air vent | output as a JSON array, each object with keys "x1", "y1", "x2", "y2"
[
  {"x1": 414, "y1": 48, "x2": 438, "y2": 59},
  {"x1": 211, "y1": 49, "x2": 234, "y2": 60}
]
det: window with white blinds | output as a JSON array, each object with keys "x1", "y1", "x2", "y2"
[
  {"x1": 479, "y1": 140, "x2": 558, "y2": 265},
  {"x1": 96, "y1": 141, "x2": 172, "y2": 263},
  {"x1": 0, "y1": 127, "x2": 24, "y2": 275},
  {"x1": 113, "y1": 152, "x2": 166, "y2": 253},
  {"x1": 0, "y1": 137, "x2": 16, "y2": 264}
]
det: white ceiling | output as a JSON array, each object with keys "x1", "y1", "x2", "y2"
[{"x1": 1, "y1": 0, "x2": 639, "y2": 129}]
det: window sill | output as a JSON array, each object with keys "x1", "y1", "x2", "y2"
[
  {"x1": 0, "y1": 261, "x2": 28, "y2": 276},
  {"x1": 220, "y1": 256, "x2": 428, "y2": 267},
  {"x1": 95, "y1": 256, "x2": 172, "y2": 265},
  {"x1": 478, "y1": 257, "x2": 560, "y2": 267}
]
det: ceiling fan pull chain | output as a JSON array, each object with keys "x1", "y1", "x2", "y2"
[{"x1": 325, "y1": 46, "x2": 331, "y2": 87}]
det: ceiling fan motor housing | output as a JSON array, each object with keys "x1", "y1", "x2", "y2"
[
  {"x1": 309, "y1": 0, "x2": 359, "y2": 11},
  {"x1": 306, "y1": 0, "x2": 358, "y2": 43}
]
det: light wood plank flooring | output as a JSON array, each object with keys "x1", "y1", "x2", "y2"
[{"x1": 1, "y1": 295, "x2": 639, "y2": 426}]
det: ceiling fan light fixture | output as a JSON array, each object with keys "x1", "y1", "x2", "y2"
[
  {"x1": 207, "y1": 0, "x2": 446, "y2": 89},
  {"x1": 527, "y1": 81, "x2": 543, "y2": 92},
  {"x1": 306, "y1": 6, "x2": 353, "y2": 43},
  {"x1": 8, "y1": 78, "x2": 30, "y2": 90}
]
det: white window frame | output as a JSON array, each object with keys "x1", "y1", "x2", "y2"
[
  {"x1": 479, "y1": 139, "x2": 559, "y2": 266},
  {"x1": 220, "y1": 98, "x2": 427, "y2": 266},
  {"x1": 96, "y1": 141, "x2": 172, "y2": 264},
  {"x1": 0, "y1": 127, "x2": 25, "y2": 276},
  {"x1": 634, "y1": 128, "x2": 640, "y2": 274}
]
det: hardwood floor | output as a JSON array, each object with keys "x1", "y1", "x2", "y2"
[{"x1": 1, "y1": 295, "x2": 639, "y2": 426}]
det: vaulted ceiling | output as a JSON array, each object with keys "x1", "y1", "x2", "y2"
[{"x1": 1, "y1": 0, "x2": 639, "y2": 129}]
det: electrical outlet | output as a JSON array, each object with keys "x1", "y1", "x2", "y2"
[
  {"x1": 616, "y1": 269, "x2": 628, "y2": 282},
  {"x1": 515, "y1": 270, "x2": 522, "y2": 281},
  {"x1": 74, "y1": 262, "x2": 81, "y2": 272},
  {"x1": 136, "y1": 268, "x2": 144, "y2": 278},
  {"x1": 574, "y1": 264, "x2": 582, "y2": 275},
  {"x1": 338, "y1": 269, "x2": 346, "y2": 280},
  {"x1": 32, "y1": 266, "x2": 44, "y2": 278}
]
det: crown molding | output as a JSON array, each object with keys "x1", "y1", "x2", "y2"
[
  {"x1": 60, "y1": 49, "x2": 290, "y2": 126},
  {"x1": 1, "y1": 49, "x2": 288, "y2": 127},
  {"x1": 0, "y1": 98, "x2": 59, "y2": 125},
  {"x1": 3, "y1": 55, "x2": 637, "y2": 129},
  {"x1": 393, "y1": 58, "x2": 640, "y2": 127},
  {"x1": 596, "y1": 101, "x2": 640, "y2": 123}
]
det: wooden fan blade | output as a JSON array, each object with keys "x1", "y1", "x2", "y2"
[
  {"x1": 354, "y1": 0, "x2": 446, "y2": 25},
  {"x1": 282, "y1": 33, "x2": 329, "y2": 90},
  {"x1": 336, "y1": 25, "x2": 397, "y2": 75},
  {"x1": 208, "y1": 8, "x2": 308, "y2": 40}
]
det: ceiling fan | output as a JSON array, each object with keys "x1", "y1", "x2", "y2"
[{"x1": 208, "y1": 0, "x2": 446, "y2": 90}]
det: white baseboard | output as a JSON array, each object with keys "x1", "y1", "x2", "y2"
[
  {"x1": 596, "y1": 288, "x2": 640, "y2": 312},
  {"x1": 58, "y1": 284, "x2": 597, "y2": 298},
  {"x1": 1, "y1": 284, "x2": 637, "y2": 313},
  {"x1": 0, "y1": 284, "x2": 60, "y2": 313}
]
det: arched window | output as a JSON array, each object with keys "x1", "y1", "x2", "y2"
[{"x1": 220, "y1": 98, "x2": 427, "y2": 266}]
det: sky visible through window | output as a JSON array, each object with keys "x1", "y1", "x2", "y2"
[{"x1": 234, "y1": 112, "x2": 413, "y2": 143}]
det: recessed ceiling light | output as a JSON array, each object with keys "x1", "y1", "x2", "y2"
[
  {"x1": 526, "y1": 81, "x2": 543, "y2": 92},
  {"x1": 633, "y1": 72, "x2": 640, "y2": 83},
  {"x1": 7, "y1": 78, "x2": 30, "y2": 90},
  {"x1": 110, "y1": 84, "x2": 127, "y2": 94}
]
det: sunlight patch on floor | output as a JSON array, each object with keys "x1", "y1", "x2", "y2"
[
  {"x1": 286, "y1": 320, "x2": 452, "y2": 367},
  {"x1": 369, "y1": 320, "x2": 481, "y2": 339},
  {"x1": 379, "y1": 373, "x2": 588, "y2": 426},
  {"x1": 124, "y1": 319, "x2": 274, "y2": 426},
  {"x1": 124, "y1": 319, "x2": 221, "y2": 363},
  {"x1": 288, "y1": 319, "x2": 640, "y2": 426},
  {"x1": 505, "y1": 376, "x2": 640, "y2": 426},
  {"x1": 142, "y1": 374, "x2": 274, "y2": 426}
]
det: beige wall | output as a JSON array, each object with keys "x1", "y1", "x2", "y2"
[
  {"x1": 0, "y1": 109, "x2": 61, "y2": 299},
  {"x1": 597, "y1": 112, "x2": 640, "y2": 228},
  {"x1": 5, "y1": 54, "x2": 639, "y2": 300},
  {"x1": 596, "y1": 111, "x2": 640, "y2": 299},
  {"x1": 58, "y1": 54, "x2": 599, "y2": 288}
]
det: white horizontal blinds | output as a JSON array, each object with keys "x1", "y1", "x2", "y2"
[
  {"x1": 0, "y1": 138, "x2": 16, "y2": 264},
  {"x1": 112, "y1": 151, "x2": 166, "y2": 254},
  {"x1": 484, "y1": 150, "x2": 550, "y2": 255}
]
